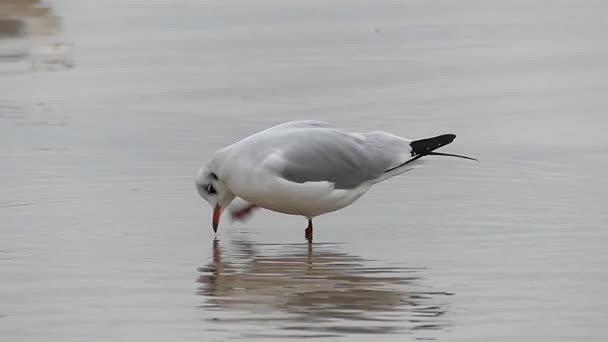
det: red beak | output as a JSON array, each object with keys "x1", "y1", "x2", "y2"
[{"x1": 212, "y1": 205, "x2": 221, "y2": 233}]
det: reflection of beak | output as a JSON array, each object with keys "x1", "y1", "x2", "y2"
[{"x1": 212, "y1": 205, "x2": 222, "y2": 233}]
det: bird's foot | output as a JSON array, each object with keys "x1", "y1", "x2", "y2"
[{"x1": 230, "y1": 204, "x2": 257, "y2": 222}]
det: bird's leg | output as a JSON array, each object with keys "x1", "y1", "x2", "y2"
[
  {"x1": 230, "y1": 204, "x2": 258, "y2": 221},
  {"x1": 305, "y1": 219, "x2": 313, "y2": 243}
]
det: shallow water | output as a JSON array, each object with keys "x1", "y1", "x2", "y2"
[{"x1": 1, "y1": 0, "x2": 608, "y2": 341}]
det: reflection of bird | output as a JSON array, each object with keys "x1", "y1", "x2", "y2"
[
  {"x1": 196, "y1": 238, "x2": 451, "y2": 335},
  {"x1": 195, "y1": 121, "x2": 475, "y2": 241}
]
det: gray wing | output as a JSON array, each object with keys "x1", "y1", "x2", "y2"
[{"x1": 277, "y1": 129, "x2": 407, "y2": 189}]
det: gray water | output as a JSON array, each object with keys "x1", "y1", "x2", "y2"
[{"x1": 1, "y1": 1, "x2": 607, "y2": 341}]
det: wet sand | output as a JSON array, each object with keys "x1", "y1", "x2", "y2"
[{"x1": 1, "y1": 0, "x2": 608, "y2": 341}]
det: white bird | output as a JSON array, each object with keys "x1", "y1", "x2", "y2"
[{"x1": 195, "y1": 121, "x2": 476, "y2": 242}]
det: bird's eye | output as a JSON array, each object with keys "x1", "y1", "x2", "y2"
[{"x1": 206, "y1": 184, "x2": 216, "y2": 194}]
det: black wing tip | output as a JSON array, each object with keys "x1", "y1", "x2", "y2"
[
  {"x1": 427, "y1": 151, "x2": 478, "y2": 161},
  {"x1": 410, "y1": 133, "x2": 457, "y2": 156},
  {"x1": 437, "y1": 133, "x2": 456, "y2": 145},
  {"x1": 384, "y1": 133, "x2": 472, "y2": 173},
  {"x1": 444, "y1": 133, "x2": 456, "y2": 142}
]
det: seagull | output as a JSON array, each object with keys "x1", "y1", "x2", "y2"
[{"x1": 195, "y1": 120, "x2": 476, "y2": 242}]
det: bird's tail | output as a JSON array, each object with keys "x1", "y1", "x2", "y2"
[{"x1": 384, "y1": 134, "x2": 477, "y2": 173}]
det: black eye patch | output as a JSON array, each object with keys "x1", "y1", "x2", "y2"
[
  {"x1": 209, "y1": 173, "x2": 218, "y2": 180},
  {"x1": 206, "y1": 184, "x2": 216, "y2": 194}
]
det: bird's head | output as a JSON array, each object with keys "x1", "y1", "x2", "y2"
[{"x1": 195, "y1": 166, "x2": 235, "y2": 233}]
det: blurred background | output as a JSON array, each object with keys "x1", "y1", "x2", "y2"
[{"x1": 1, "y1": 1, "x2": 607, "y2": 341}]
